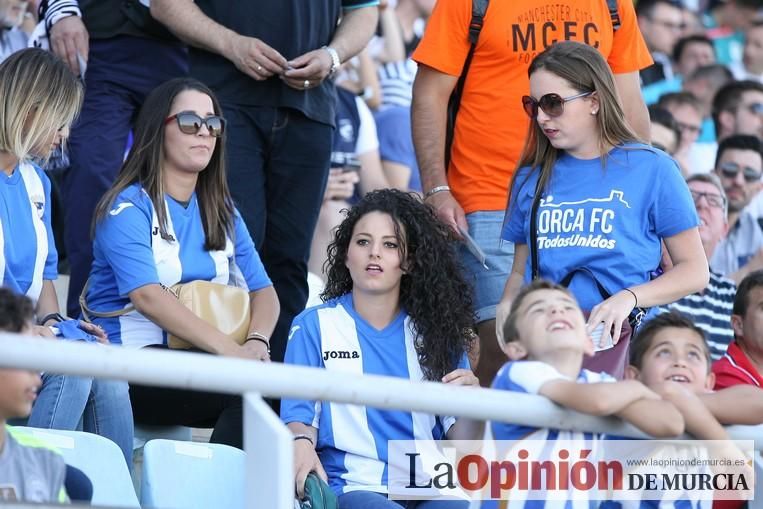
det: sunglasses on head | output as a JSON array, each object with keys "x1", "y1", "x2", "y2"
[
  {"x1": 521, "y1": 91, "x2": 594, "y2": 119},
  {"x1": 164, "y1": 111, "x2": 225, "y2": 137},
  {"x1": 718, "y1": 161, "x2": 762, "y2": 183}
]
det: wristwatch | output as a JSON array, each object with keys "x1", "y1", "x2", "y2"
[{"x1": 323, "y1": 46, "x2": 341, "y2": 76}]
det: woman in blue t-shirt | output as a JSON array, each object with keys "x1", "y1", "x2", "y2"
[
  {"x1": 500, "y1": 41, "x2": 709, "y2": 377},
  {"x1": 85, "y1": 77, "x2": 280, "y2": 448},
  {"x1": 0, "y1": 49, "x2": 134, "y2": 467},
  {"x1": 282, "y1": 189, "x2": 481, "y2": 508}
]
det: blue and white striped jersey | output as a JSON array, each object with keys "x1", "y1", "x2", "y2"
[
  {"x1": 86, "y1": 184, "x2": 271, "y2": 347},
  {"x1": 281, "y1": 293, "x2": 468, "y2": 496},
  {"x1": 0, "y1": 161, "x2": 56, "y2": 303}
]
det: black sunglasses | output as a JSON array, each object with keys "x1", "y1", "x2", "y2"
[
  {"x1": 718, "y1": 161, "x2": 762, "y2": 183},
  {"x1": 521, "y1": 91, "x2": 594, "y2": 119},
  {"x1": 164, "y1": 111, "x2": 226, "y2": 137}
]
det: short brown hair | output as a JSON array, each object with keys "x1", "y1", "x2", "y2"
[
  {"x1": 502, "y1": 280, "x2": 574, "y2": 344},
  {"x1": 629, "y1": 311, "x2": 711, "y2": 371}
]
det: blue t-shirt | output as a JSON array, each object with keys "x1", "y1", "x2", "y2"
[
  {"x1": 280, "y1": 293, "x2": 468, "y2": 496},
  {"x1": 86, "y1": 184, "x2": 271, "y2": 347},
  {"x1": 0, "y1": 161, "x2": 57, "y2": 303},
  {"x1": 502, "y1": 144, "x2": 698, "y2": 310}
]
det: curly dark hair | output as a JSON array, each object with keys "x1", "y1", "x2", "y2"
[{"x1": 321, "y1": 189, "x2": 476, "y2": 381}]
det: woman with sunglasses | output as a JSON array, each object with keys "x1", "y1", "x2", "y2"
[
  {"x1": 0, "y1": 48, "x2": 135, "y2": 467},
  {"x1": 499, "y1": 41, "x2": 708, "y2": 377},
  {"x1": 85, "y1": 77, "x2": 279, "y2": 448}
]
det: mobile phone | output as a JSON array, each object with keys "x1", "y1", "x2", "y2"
[
  {"x1": 342, "y1": 156, "x2": 361, "y2": 173},
  {"x1": 590, "y1": 322, "x2": 614, "y2": 352}
]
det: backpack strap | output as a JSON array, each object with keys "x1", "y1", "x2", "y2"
[
  {"x1": 445, "y1": 0, "x2": 490, "y2": 169},
  {"x1": 607, "y1": 0, "x2": 621, "y2": 31}
]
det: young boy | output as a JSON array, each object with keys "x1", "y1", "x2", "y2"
[
  {"x1": 481, "y1": 281, "x2": 685, "y2": 507},
  {"x1": 0, "y1": 288, "x2": 68, "y2": 503},
  {"x1": 627, "y1": 311, "x2": 763, "y2": 436},
  {"x1": 493, "y1": 280, "x2": 685, "y2": 442}
]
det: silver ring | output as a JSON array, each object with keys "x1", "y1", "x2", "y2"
[
  {"x1": 303, "y1": 79, "x2": 310, "y2": 89},
  {"x1": 256, "y1": 64, "x2": 263, "y2": 72}
]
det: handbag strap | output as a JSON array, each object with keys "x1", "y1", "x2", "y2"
[
  {"x1": 79, "y1": 277, "x2": 137, "y2": 321},
  {"x1": 529, "y1": 176, "x2": 543, "y2": 280}
]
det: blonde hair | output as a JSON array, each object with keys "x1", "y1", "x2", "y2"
[
  {"x1": 0, "y1": 48, "x2": 82, "y2": 163},
  {"x1": 510, "y1": 41, "x2": 643, "y2": 205}
]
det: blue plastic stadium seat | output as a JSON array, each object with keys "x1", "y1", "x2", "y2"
[
  {"x1": 13, "y1": 426, "x2": 140, "y2": 507},
  {"x1": 140, "y1": 439, "x2": 246, "y2": 509}
]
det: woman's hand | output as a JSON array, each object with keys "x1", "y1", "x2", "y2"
[
  {"x1": 238, "y1": 339, "x2": 270, "y2": 362},
  {"x1": 294, "y1": 439, "x2": 327, "y2": 498},
  {"x1": 442, "y1": 368, "x2": 480, "y2": 387},
  {"x1": 78, "y1": 321, "x2": 109, "y2": 344},
  {"x1": 586, "y1": 290, "x2": 637, "y2": 346}
]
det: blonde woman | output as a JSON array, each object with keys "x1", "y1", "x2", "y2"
[
  {"x1": 0, "y1": 48, "x2": 134, "y2": 466},
  {"x1": 500, "y1": 41, "x2": 709, "y2": 378}
]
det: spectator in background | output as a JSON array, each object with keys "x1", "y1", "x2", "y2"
[
  {"x1": 713, "y1": 270, "x2": 763, "y2": 388},
  {"x1": 412, "y1": 0, "x2": 652, "y2": 387},
  {"x1": 637, "y1": 0, "x2": 686, "y2": 85},
  {"x1": 712, "y1": 79, "x2": 763, "y2": 142},
  {"x1": 704, "y1": 0, "x2": 762, "y2": 67},
  {"x1": 0, "y1": 0, "x2": 26, "y2": 61},
  {"x1": 649, "y1": 104, "x2": 682, "y2": 157},
  {"x1": 657, "y1": 173, "x2": 736, "y2": 360},
  {"x1": 732, "y1": 20, "x2": 763, "y2": 81},
  {"x1": 658, "y1": 91, "x2": 705, "y2": 173},
  {"x1": 151, "y1": 0, "x2": 379, "y2": 368},
  {"x1": 39, "y1": 0, "x2": 189, "y2": 318},
  {"x1": 675, "y1": 34, "x2": 718, "y2": 78},
  {"x1": 710, "y1": 135, "x2": 763, "y2": 282}
]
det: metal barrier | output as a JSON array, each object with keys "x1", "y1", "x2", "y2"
[{"x1": 1, "y1": 334, "x2": 761, "y2": 508}]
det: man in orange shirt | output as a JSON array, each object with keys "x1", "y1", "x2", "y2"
[{"x1": 412, "y1": 0, "x2": 653, "y2": 385}]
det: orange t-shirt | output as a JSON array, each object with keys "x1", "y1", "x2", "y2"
[{"x1": 413, "y1": 0, "x2": 653, "y2": 214}]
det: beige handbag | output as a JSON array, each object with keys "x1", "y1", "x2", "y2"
[{"x1": 80, "y1": 279, "x2": 251, "y2": 350}]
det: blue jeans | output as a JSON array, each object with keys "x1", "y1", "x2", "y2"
[
  {"x1": 337, "y1": 491, "x2": 470, "y2": 509},
  {"x1": 222, "y1": 104, "x2": 333, "y2": 365},
  {"x1": 28, "y1": 373, "x2": 134, "y2": 468},
  {"x1": 458, "y1": 211, "x2": 515, "y2": 323}
]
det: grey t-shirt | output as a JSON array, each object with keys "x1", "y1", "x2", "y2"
[{"x1": 0, "y1": 426, "x2": 68, "y2": 503}]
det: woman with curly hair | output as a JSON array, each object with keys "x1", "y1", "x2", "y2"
[{"x1": 281, "y1": 188, "x2": 480, "y2": 508}]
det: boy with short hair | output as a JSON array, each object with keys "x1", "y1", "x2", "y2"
[
  {"x1": 0, "y1": 288, "x2": 68, "y2": 503},
  {"x1": 494, "y1": 280, "x2": 685, "y2": 441},
  {"x1": 627, "y1": 310, "x2": 763, "y2": 435}
]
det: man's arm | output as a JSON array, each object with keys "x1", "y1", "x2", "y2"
[
  {"x1": 150, "y1": 0, "x2": 287, "y2": 80},
  {"x1": 613, "y1": 71, "x2": 651, "y2": 142},
  {"x1": 699, "y1": 385, "x2": 763, "y2": 425},
  {"x1": 410, "y1": 64, "x2": 464, "y2": 233}
]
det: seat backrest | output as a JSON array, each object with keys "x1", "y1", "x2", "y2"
[
  {"x1": 140, "y1": 439, "x2": 246, "y2": 509},
  {"x1": 12, "y1": 426, "x2": 139, "y2": 508}
]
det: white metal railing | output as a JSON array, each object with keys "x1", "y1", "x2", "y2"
[{"x1": 0, "y1": 334, "x2": 761, "y2": 508}]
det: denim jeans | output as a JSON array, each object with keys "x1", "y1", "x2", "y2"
[
  {"x1": 222, "y1": 104, "x2": 333, "y2": 365},
  {"x1": 337, "y1": 491, "x2": 470, "y2": 509},
  {"x1": 28, "y1": 373, "x2": 134, "y2": 468}
]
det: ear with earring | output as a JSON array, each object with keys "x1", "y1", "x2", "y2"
[{"x1": 590, "y1": 110, "x2": 598, "y2": 115}]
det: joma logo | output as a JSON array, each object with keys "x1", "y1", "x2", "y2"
[{"x1": 323, "y1": 350, "x2": 359, "y2": 361}]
